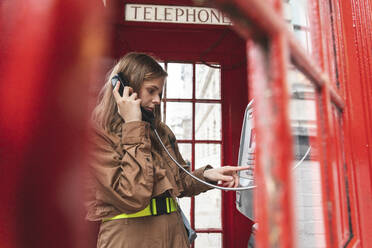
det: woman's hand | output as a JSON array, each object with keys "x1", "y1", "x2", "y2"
[
  {"x1": 203, "y1": 166, "x2": 251, "y2": 188},
  {"x1": 113, "y1": 83, "x2": 142, "y2": 122}
]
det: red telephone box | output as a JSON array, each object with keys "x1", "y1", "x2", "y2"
[
  {"x1": 206, "y1": 0, "x2": 372, "y2": 247},
  {"x1": 101, "y1": 1, "x2": 254, "y2": 247},
  {"x1": 1, "y1": 0, "x2": 371, "y2": 247}
]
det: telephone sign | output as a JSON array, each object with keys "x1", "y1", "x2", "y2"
[{"x1": 125, "y1": 4, "x2": 232, "y2": 25}]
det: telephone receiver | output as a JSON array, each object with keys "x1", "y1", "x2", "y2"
[{"x1": 111, "y1": 72, "x2": 155, "y2": 127}]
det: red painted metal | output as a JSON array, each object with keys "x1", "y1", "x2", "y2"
[
  {"x1": 318, "y1": 0, "x2": 359, "y2": 246},
  {"x1": 221, "y1": 55, "x2": 253, "y2": 248},
  {"x1": 205, "y1": 1, "x2": 296, "y2": 247},
  {"x1": 332, "y1": 106, "x2": 351, "y2": 245},
  {"x1": 339, "y1": 0, "x2": 372, "y2": 246},
  {"x1": 247, "y1": 37, "x2": 295, "y2": 247},
  {"x1": 308, "y1": 1, "x2": 338, "y2": 246},
  {"x1": 309, "y1": 0, "x2": 372, "y2": 247},
  {"x1": 247, "y1": 41, "x2": 269, "y2": 248},
  {"x1": 0, "y1": 0, "x2": 108, "y2": 247},
  {"x1": 204, "y1": 0, "x2": 371, "y2": 247},
  {"x1": 318, "y1": 85, "x2": 338, "y2": 247}
]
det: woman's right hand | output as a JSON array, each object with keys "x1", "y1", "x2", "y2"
[{"x1": 113, "y1": 83, "x2": 142, "y2": 122}]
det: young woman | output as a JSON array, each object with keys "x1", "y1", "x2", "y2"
[{"x1": 86, "y1": 52, "x2": 248, "y2": 248}]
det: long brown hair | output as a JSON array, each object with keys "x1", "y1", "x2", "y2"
[{"x1": 92, "y1": 52, "x2": 167, "y2": 134}]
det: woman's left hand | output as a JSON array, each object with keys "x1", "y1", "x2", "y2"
[{"x1": 203, "y1": 166, "x2": 251, "y2": 188}]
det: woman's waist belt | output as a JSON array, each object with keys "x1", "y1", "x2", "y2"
[{"x1": 103, "y1": 197, "x2": 177, "y2": 222}]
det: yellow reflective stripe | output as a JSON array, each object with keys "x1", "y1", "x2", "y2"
[
  {"x1": 103, "y1": 204, "x2": 152, "y2": 221},
  {"x1": 152, "y1": 198, "x2": 157, "y2": 215},
  {"x1": 103, "y1": 197, "x2": 177, "y2": 222},
  {"x1": 166, "y1": 198, "x2": 170, "y2": 213},
  {"x1": 170, "y1": 198, "x2": 177, "y2": 212}
]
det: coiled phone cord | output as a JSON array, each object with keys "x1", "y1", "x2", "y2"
[{"x1": 153, "y1": 127, "x2": 311, "y2": 192}]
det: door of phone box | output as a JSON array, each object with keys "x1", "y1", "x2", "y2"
[{"x1": 102, "y1": 1, "x2": 254, "y2": 247}]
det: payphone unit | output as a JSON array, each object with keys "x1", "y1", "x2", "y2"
[{"x1": 236, "y1": 100, "x2": 256, "y2": 221}]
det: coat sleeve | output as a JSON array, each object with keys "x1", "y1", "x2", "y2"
[
  {"x1": 89, "y1": 121, "x2": 154, "y2": 214},
  {"x1": 163, "y1": 125, "x2": 216, "y2": 197}
]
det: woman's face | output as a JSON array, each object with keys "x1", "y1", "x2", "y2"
[{"x1": 138, "y1": 77, "x2": 165, "y2": 113}]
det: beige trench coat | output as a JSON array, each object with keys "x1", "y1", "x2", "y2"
[{"x1": 85, "y1": 121, "x2": 213, "y2": 248}]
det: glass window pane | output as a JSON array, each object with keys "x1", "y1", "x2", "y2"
[
  {"x1": 177, "y1": 197, "x2": 191, "y2": 224},
  {"x1": 166, "y1": 63, "x2": 193, "y2": 99},
  {"x1": 196, "y1": 64, "x2": 221, "y2": 99},
  {"x1": 176, "y1": 144, "x2": 191, "y2": 228},
  {"x1": 284, "y1": 0, "x2": 312, "y2": 53},
  {"x1": 161, "y1": 101, "x2": 164, "y2": 122},
  {"x1": 178, "y1": 143, "x2": 192, "y2": 166},
  {"x1": 195, "y1": 103, "x2": 221, "y2": 140},
  {"x1": 195, "y1": 144, "x2": 221, "y2": 169},
  {"x1": 194, "y1": 143, "x2": 221, "y2": 230},
  {"x1": 165, "y1": 102, "x2": 192, "y2": 140},
  {"x1": 194, "y1": 233, "x2": 222, "y2": 248},
  {"x1": 294, "y1": 28, "x2": 312, "y2": 53},
  {"x1": 158, "y1": 62, "x2": 165, "y2": 69},
  {"x1": 288, "y1": 0, "x2": 309, "y2": 27},
  {"x1": 288, "y1": 65, "x2": 326, "y2": 248},
  {"x1": 195, "y1": 190, "x2": 221, "y2": 229}
]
